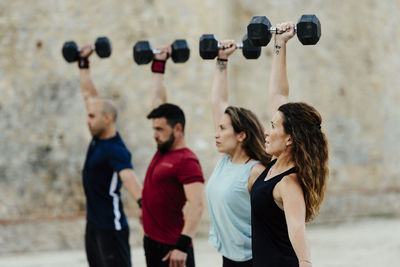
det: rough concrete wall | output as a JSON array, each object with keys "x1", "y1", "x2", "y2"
[{"x1": 0, "y1": 0, "x2": 400, "y2": 251}]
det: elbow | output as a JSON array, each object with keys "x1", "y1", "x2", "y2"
[
  {"x1": 120, "y1": 170, "x2": 133, "y2": 185},
  {"x1": 288, "y1": 222, "x2": 306, "y2": 241},
  {"x1": 196, "y1": 199, "x2": 205, "y2": 215},
  {"x1": 289, "y1": 220, "x2": 305, "y2": 232},
  {"x1": 191, "y1": 199, "x2": 205, "y2": 218},
  {"x1": 200, "y1": 200, "x2": 205, "y2": 213},
  {"x1": 120, "y1": 175, "x2": 129, "y2": 185}
]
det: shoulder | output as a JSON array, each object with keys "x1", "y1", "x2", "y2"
[
  {"x1": 107, "y1": 141, "x2": 129, "y2": 152},
  {"x1": 218, "y1": 154, "x2": 230, "y2": 165},
  {"x1": 176, "y1": 148, "x2": 201, "y2": 164},
  {"x1": 281, "y1": 172, "x2": 300, "y2": 186},
  {"x1": 174, "y1": 148, "x2": 203, "y2": 171},
  {"x1": 249, "y1": 163, "x2": 266, "y2": 179},
  {"x1": 106, "y1": 139, "x2": 131, "y2": 158},
  {"x1": 277, "y1": 173, "x2": 303, "y2": 196},
  {"x1": 114, "y1": 133, "x2": 129, "y2": 148},
  {"x1": 180, "y1": 147, "x2": 198, "y2": 158},
  {"x1": 248, "y1": 163, "x2": 266, "y2": 192}
]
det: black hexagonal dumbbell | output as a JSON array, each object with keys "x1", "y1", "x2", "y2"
[
  {"x1": 247, "y1": 14, "x2": 321, "y2": 46},
  {"x1": 199, "y1": 34, "x2": 261, "y2": 60},
  {"x1": 62, "y1": 37, "x2": 112, "y2": 63},
  {"x1": 133, "y1": 40, "x2": 190, "y2": 65}
]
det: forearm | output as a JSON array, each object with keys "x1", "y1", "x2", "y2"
[
  {"x1": 120, "y1": 169, "x2": 142, "y2": 202},
  {"x1": 211, "y1": 59, "x2": 229, "y2": 128},
  {"x1": 180, "y1": 199, "x2": 204, "y2": 238},
  {"x1": 151, "y1": 73, "x2": 167, "y2": 108},
  {"x1": 269, "y1": 40, "x2": 289, "y2": 114},
  {"x1": 123, "y1": 177, "x2": 142, "y2": 202},
  {"x1": 79, "y1": 69, "x2": 99, "y2": 103},
  {"x1": 288, "y1": 223, "x2": 312, "y2": 266}
]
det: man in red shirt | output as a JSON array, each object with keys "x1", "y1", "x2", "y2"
[{"x1": 140, "y1": 45, "x2": 205, "y2": 267}]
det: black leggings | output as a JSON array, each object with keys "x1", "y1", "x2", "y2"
[
  {"x1": 143, "y1": 235, "x2": 195, "y2": 267},
  {"x1": 222, "y1": 256, "x2": 253, "y2": 267}
]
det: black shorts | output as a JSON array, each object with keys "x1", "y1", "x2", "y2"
[
  {"x1": 143, "y1": 235, "x2": 195, "y2": 267},
  {"x1": 85, "y1": 221, "x2": 131, "y2": 267},
  {"x1": 222, "y1": 256, "x2": 253, "y2": 267}
]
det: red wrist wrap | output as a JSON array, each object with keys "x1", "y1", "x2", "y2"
[{"x1": 151, "y1": 59, "x2": 166, "y2": 74}]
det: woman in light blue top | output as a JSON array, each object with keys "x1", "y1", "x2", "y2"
[{"x1": 206, "y1": 40, "x2": 270, "y2": 267}]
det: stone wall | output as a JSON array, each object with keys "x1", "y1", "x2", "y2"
[{"x1": 1, "y1": 0, "x2": 399, "y2": 252}]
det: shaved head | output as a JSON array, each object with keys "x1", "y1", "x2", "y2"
[
  {"x1": 88, "y1": 98, "x2": 118, "y2": 122},
  {"x1": 100, "y1": 99, "x2": 118, "y2": 122},
  {"x1": 86, "y1": 98, "x2": 118, "y2": 139}
]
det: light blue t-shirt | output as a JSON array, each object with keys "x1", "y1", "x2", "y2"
[{"x1": 206, "y1": 155, "x2": 260, "y2": 261}]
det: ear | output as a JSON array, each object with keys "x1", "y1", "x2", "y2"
[
  {"x1": 286, "y1": 136, "x2": 293, "y2": 146},
  {"x1": 237, "y1": 131, "x2": 247, "y2": 143},
  {"x1": 173, "y1": 123, "x2": 183, "y2": 134},
  {"x1": 103, "y1": 113, "x2": 113, "y2": 124}
]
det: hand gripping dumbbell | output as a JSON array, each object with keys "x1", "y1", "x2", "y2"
[
  {"x1": 247, "y1": 15, "x2": 321, "y2": 46},
  {"x1": 62, "y1": 37, "x2": 112, "y2": 63},
  {"x1": 199, "y1": 34, "x2": 261, "y2": 60},
  {"x1": 133, "y1": 40, "x2": 190, "y2": 65}
]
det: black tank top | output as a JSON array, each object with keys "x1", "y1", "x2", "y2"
[{"x1": 251, "y1": 159, "x2": 298, "y2": 267}]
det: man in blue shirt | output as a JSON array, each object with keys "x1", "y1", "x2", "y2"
[{"x1": 78, "y1": 44, "x2": 143, "y2": 267}]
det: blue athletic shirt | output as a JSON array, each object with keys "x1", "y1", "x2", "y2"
[
  {"x1": 82, "y1": 132, "x2": 133, "y2": 230},
  {"x1": 206, "y1": 155, "x2": 260, "y2": 261}
]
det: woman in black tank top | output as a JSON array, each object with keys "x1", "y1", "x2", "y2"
[{"x1": 248, "y1": 22, "x2": 329, "y2": 267}]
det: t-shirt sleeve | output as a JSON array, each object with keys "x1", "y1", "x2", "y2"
[
  {"x1": 176, "y1": 156, "x2": 204, "y2": 184},
  {"x1": 108, "y1": 145, "x2": 134, "y2": 173}
]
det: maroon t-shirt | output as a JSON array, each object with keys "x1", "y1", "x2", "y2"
[{"x1": 142, "y1": 148, "x2": 204, "y2": 244}]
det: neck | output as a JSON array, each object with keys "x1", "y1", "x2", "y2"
[
  {"x1": 99, "y1": 125, "x2": 117, "y2": 140},
  {"x1": 273, "y1": 150, "x2": 294, "y2": 170},
  {"x1": 229, "y1": 146, "x2": 250, "y2": 164},
  {"x1": 170, "y1": 136, "x2": 186, "y2": 151}
]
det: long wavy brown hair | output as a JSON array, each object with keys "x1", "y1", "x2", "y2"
[
  {"x1": 225, "y1": 106, "x2": 271, "y2": 166},
  {"x1": 278, "y1": 102, "x2": 329, "y2": 222}
]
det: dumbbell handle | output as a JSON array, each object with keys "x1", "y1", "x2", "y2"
[
  {"x1": 75, "y1": 45, "x2": 97, "y2": 53},
  {"x1": 152, "y1": 49, "x2": 165, "y2": 55},
  {"x1": 217, "y1": 43, "x2": 244, "y2": 50},
  {"x1": 268, "y1": 27, "x2": 298, "y2": 34}
]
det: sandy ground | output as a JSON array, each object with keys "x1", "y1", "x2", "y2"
[{"x1": 0, "y1": 217, "x2": 399, "y2": 267}]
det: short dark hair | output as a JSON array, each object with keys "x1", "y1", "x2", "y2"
[{"x1": 147, "y1": 103, "x2": 186, "y2": 131}]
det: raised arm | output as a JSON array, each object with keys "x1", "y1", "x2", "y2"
[
  {"x1": 78, "y1": 45, "x2": 99, "y2": 111},
  {"x1": 151, "y1": 46, "x2": 172, "y2": 109},
  {"x1": 211, "y1": 41, "x2": 236, "y2": 130},
  {"x1": 269, "y1": 22, "x2": 295, "y2": 115}
]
